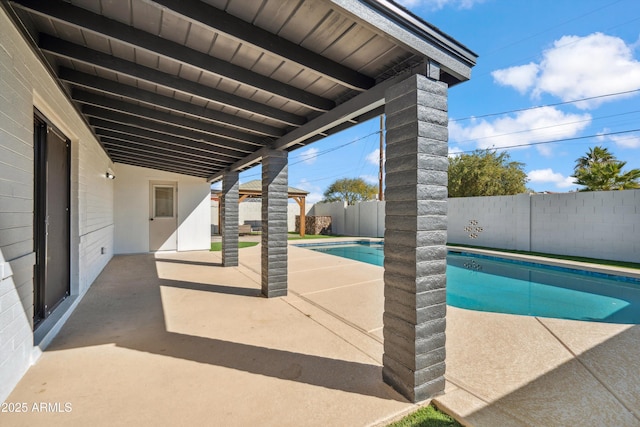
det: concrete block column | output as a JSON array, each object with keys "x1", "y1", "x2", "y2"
[
  {"x1": 221, "y1": 171, "x2": 239, "y2": 267},
  {"x1": 261, "y1": 149, "x2": 288, "y2": 297},
  {"x1": 382, "y1": 73, "x2": 449, "y2": 402}
]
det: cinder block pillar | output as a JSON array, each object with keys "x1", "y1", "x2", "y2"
[
  {"x1": 261, "y1": 149, "x2": 288, "y2": 297},
  {"x1": 382, "y1": 73, "x2": 449, "y2": 402},
  {"x1": 221, "y1": 171, "x2": 239, "y2": 267}
]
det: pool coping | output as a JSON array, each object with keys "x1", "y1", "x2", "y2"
[
  {"x1": 451, "y1": 246, "x2": 640, "y2": 281},
  {"x1": 287, "y1": 239, "x2": 640, "y2": 425},
  {"x1": 292, "y1": 238, "x2": 640, "y2": 281}
]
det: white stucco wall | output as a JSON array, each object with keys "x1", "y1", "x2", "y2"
[
  {"x1": 114, "y1": 164, "x2": 211, "y2": 254},
  {"x1": 0, "y1": 6, "x2": 115, "y2": 402}
]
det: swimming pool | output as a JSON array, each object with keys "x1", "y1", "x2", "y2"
[{"x1": 298, "y1": 242, "x2": 640, "y2": 324}]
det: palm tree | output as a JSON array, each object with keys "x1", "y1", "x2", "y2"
[
  {"x1": 573, "y1": 146, "x2": 615, "y2": 172},
  {"x1": 572, "y1": 146, "x2": 640, "y2": 191}
]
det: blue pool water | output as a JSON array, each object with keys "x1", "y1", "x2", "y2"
[{"x1": 299, "y1": 242, "x2": 640, "y2": 324}]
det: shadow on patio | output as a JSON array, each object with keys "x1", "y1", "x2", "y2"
[
  {"x1": 4, "y1": 251, "x2": 412, "y2": 426},
  {"x1": 5, "y1": 246, "x2": 640, "y2": 426},
  {"x1": 439, "y1": 307, "x2": 640, "y2": 426}
]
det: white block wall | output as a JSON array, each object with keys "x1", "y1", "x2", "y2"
[
  {"x1": 346, "y1": 200, "x2": 385, "y2": 237},
  {"x1": 448, "y1": 190, "x2": 639, "y2": 263},
  {"x1": 307, "y1": 201, "x2": 384, "y2": 237},
  {"x1": 211, "y1": 200, "x2": 310, "y2": 233},
  {"x1": 308, "y1": 190, "x2": 639, "y2": 263},
  {"x1": 0, "y1": 6, "x2": 115, "y2": 402},
  {"x1": 530, "y1": 191, "x2": 639, "y2": 262},
  {"x1": 447, "y1": 194, "x2": 531, "y2": 251},
  {"x1": 114, "y1": 163, "x2": 211, "y2": 253}
]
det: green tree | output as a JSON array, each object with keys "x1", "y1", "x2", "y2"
[
  {"x1": 572, "y1": 146, "x2": 640, "y2": 191},
  {"x1": 322, "y1": 178, "x2": 378, "y2": 205},
  {"x1": 448, "y1": 149, "x2": 528, "y2": 197}
]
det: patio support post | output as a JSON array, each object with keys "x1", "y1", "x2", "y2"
[
  {"x1": 382, "y1": 73, "x2": 449, "y2": 402},
  {"x1": 261, "y1": 148, "x2": 288, "y2": 297},
  {"x1": 221, "y1": 170, "x2": 239, "y2": 267}
]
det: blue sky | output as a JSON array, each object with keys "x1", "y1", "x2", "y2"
[{"x1": 226, "y1": 0, "x2": 640, "y2": 203}]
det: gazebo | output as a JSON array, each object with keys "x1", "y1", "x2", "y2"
[{"x1": 214, "y1": 180, "x2": 309, "y2": 237}]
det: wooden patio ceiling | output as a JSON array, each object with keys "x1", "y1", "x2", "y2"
[{"x1": 4, "y1": 0, "x2": 476, "y2": 180}]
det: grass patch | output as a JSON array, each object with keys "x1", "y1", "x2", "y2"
[
  {"x1": 448, "y1": 243, "x2": 640, "y2": 270},
  {"x1": 287, "y1": 232, "x2": 341, "y2": 240},
  {"x1": 210, "y1": 242, "x2": 258, "y2": 251},
  {"x1": 387, "y1": 405, "x2": 461, "y2": 427}
]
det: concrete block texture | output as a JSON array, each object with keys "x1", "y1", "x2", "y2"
[
  {"x1": 261, "y1": 149, "x2": 288, "y2": 297},
  {"x1": 221, "y1": 171, "x2": 239, "y2": 267},
  {"x1": 382, "y1": 74, "x2": 449, "y2": 402}
]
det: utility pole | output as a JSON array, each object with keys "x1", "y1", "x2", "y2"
[{"x1": 378, "y1": 115, "x2": 384, "y2": 201}]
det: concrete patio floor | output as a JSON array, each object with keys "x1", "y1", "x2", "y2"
[{"x1": 3, "y1": 239, "x2": 640, "y2": 426}]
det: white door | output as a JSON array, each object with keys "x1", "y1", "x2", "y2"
[{"x1": 149, "y1": 182, "x2": 177, "y2": 251}]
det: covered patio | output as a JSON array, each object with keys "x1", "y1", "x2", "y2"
[
  {"x1": 4, "y1": 244, "x2": 639, "y2": 426},
  {"x1": 2, "y1": 0, "x2": 478, "y2": 403}
]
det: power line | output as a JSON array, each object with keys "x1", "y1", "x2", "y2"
[
  {"x1": 450, "y1": 88, "x2": 640, "y2": 122},
  {"x1": 288, "y1": 130, "x2": 380, "y2": 167},
  {"x1": 455, "y1": 128, "x2": 640, "y2": 154},
  {"x1": 452, "y1": 109, "x2": 640, "y2": 144},
  {"x1": 238, "y1": 129, "x2": 382, "y2": 180},
  {"x1": 238, "y1": 107, "x2": 638, "y2": 181},
  {"x1": 298, "y1": 128, "x2": 640, "y2": 185}
]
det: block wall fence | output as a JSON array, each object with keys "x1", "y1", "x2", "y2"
[{"x1": 308, "y1": 190, "x2": 640, "y2": 263}]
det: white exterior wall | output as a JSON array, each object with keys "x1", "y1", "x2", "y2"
[
  {"x1": 114, "y1": 164, "x2": 210, "y2": 254},
  {"x1": 0, "y1": 7, "x2": 115, "y2": 402},
  {"x1": 211, "y1": 201, "x2": 309, "y2": 233}
]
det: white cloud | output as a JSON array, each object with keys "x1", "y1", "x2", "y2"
[
  {"x1": 596, "y1": 128, "x2": 610, "y2": 142},
  {"x1": 492, "y1": 33, "x2": 640, "y2": 109},
  {"x1": 366, "y1": 148, "x2": 385, "y2": 165},
  {"x1": 609, "y1": 133, "x2": 640, "y2": 149},
  {"x1": 360, "y1": 174, "x2": 379, "y2": 185},
  {"x1": 396, "y1": 0, "x2": 485, "y2": 10},
  {"x1": 448, "y1": 146, "x2": 463, "y2": 157},
  {"x1": 492, "y1": 63, "x2": 539, "y2": 94},
  {"x1": 528, "y1": 168, "x2": 576, "y2": 189},
  {"x1": 298, "y1": 147, "x2": 319, "y2": 165},
  {"x1": 295, "y1": 178, "x2": 323, "y2": 204},
  {"x1": 597, "y1": 128, "x2": 640, "y2": 148},
  {"x1": 449, "y1": 106, "x2": 591, "y2": 156},
  {"x1": 631, "y1": 34, "x2": 640, "y2": 51}
]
